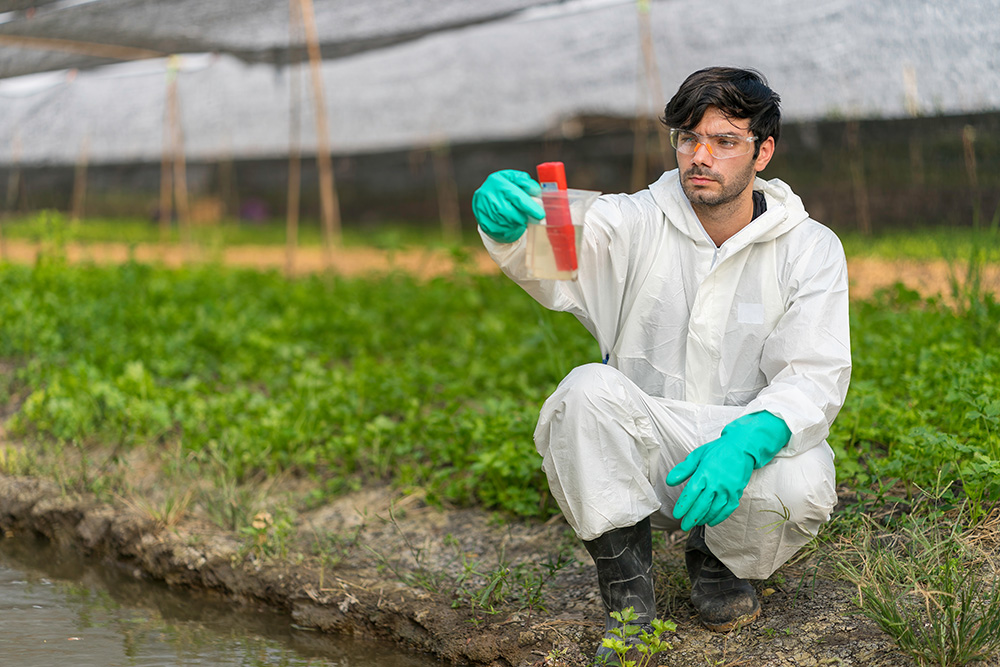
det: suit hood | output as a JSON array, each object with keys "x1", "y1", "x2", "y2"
[{"x1": 648, "y1": 169, "x2": 810, "y2": 253}]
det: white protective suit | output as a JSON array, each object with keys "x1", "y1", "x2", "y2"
[{"x1": 481, "y1": 169, "x2": 851, "y2": 580}]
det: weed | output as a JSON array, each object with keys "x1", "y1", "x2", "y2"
[
  {"x1": 0, "y1": 445, "x2": 34, "y2": 476},
  {"x1": 309, "y1": 521, "x2": 365, "y2": 572},
  {"x1": 600, "y1": 607, "x2": 676, "y2": 667},
  {"x1": 119, "y1": 489, "x2": 193, "y2": 528},
  {"x1": 365, "y1": 501, "x2": 452, "y2": 594},
  {"x1": 239, "y1": 509, "x2": 296, "y2": 561},
  {"x1": 838, "y1": 506, "x2": 1000, "y2": 666},
  {"x1": 452, "y1": 542, "x2": 574, "y2": 619}
]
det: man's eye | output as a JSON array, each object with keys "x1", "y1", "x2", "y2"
[
  {"x1": 678, "y1": 133, "x2": 698, "y2": 145},
  {"x1": 716, "y1": 138, "x2": 738, "y2": 148}
]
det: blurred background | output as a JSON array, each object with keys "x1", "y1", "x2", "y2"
[{"x1": 0, "y1": 0, "x2": 998, "y2": 247}]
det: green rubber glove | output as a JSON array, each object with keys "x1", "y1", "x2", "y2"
[
  {"x1": 665, "y1": 411, "x2": 791, "y2": 531},
  {"x1": 472, "y1": 169, "x2": 545, "y2": 243}
]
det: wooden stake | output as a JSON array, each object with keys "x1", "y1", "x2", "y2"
[
  {"x1": 5, "y1": 133, "x2": 21, "y2": 214},
  {"x1": 636, "y1": 1, "x2": 671, "y2": 172},
  {"x1": 218, "y1": 155, "x2": 235, "y2": 220},
  {"x1": 286, "y1": 0, "x2": 304, "y2": 276},
  {"x1": 631, "y1": 113, "x2": 649, "y2": 193},
  {"x1": 846, "y1": 120, "x2": 872, "y2": 236},
  {"x1": 962, "y1": 125, "x2": 978, "y2": 190},
  {"x1": 159, "y1": 86, "x2": 174, "y2": 245},
  {"x1": 71, "y1": 134, "x2": 90, "y2": 222},
  {"x1": 0, "y1": 34, "x2": 162, "y2": 62},
  {"x1": 298, "y1": 0, "x2": 342, "y2": 269},
  {"x1": 962, "y1": 125, "x2": 980, "y2": 219},
  {"x1": 909, "y1": 135, "x2": 925, "y2": 187},
  {"x1": 432, "y1": 141, "x2": 461, "y2": 244},
  {"x1": 167, "y1": 56, "x2": 192, "y2": 259}
]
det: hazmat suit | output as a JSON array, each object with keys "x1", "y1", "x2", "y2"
[{"x1": 480, "y1": 169, "x2": 851, "y2": 580}]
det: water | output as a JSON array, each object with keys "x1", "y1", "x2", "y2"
[{"x1": 0, "y1": 536, "x2": 441, "y2": 667}]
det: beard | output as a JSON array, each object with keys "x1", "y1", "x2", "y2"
[{"x1": 681, "y1": 159, "x2": 757, "y2": 208}]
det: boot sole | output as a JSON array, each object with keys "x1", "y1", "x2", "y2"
[{"x1": 700, "y1": 605, "x2": 761, "y2": 633}]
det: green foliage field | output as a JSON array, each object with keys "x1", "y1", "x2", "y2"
[
  {"x1": 2, "y1": 239, "x2": 999, "y2": 518},
  {"x1": 0, "y1": 251, "x2": 596, "y2": 516}
]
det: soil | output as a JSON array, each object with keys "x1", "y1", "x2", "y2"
[
  {"x1": 2, "y1": 241, "x2": 998, "y2": 666},
  {"x1": 0, "y1": 472, "x2": 918, "y2": 667}
]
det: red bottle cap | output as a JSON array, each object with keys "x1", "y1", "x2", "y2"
[{"x1": 536, "y1": 162, "x2": 567, "y2": 190}]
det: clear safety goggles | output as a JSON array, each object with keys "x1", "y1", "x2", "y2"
[{"x1": 669, "y1": 128, "x2": 757, "y2": 159}]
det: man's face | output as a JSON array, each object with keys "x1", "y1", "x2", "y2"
[{"x1": 677, "y1": 106, "x2": 772, "y2": 209}]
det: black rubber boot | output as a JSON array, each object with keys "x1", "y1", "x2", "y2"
[
  {"x1": 583, "y1": 517, "x2": 656, "y2": 666},
  {"x1": 685, "y1": 525, "x2": 760, "y2": 632}
]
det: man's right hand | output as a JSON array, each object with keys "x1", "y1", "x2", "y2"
[{"x1": 472, "y1": 170, "x2": 546, "y2": 243}]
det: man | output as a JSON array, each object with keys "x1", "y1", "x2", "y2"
[{"x1": 472, "y1": 67, "x2": 850, "y2": 662}]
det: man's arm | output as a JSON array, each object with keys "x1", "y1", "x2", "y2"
[
  {"x1": 742, "y1": 226, "x2": 852, "y2": 458},
  {"x1": 477, "y1": 174, "x2": 651, "y2": 359}
]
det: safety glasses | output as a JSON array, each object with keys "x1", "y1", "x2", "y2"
[{"x1": 669, "y1": 128, "x2": 757, "y2": 159}]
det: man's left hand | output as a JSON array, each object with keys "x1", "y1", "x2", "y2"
[{"x1": 666, "y1": 411, "x2": 791, "y2": 531}]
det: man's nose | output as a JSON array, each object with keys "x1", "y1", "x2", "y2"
[{"x1": 691, "y1": 141, "x2": 714, "y2": 163}]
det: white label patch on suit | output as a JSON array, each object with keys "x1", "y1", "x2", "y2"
[{"x1": 738, "y1": 303, "x2": 765, "y2": 324}]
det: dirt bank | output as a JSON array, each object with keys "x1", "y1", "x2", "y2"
[{"x1": 0, "y1": 467, "x2": 918, "y2": 667}]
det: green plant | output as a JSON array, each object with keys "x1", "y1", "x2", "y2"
[
  {"x1": 309, "y1": 521, "x2": 365, "y2": 571},
  {"x1": 451, "y1": 542, "x2": 574, "y2": 619},
  {"x1": 0, "y1": 445, "x2": 34, "y2": 476},
  {"x1": 119, "y1": 489, "x2": 193, "y2": 528},
  {"x1": 838, "y1": 509, "x2": 1000, "y2": 666},
  {"x1": 364, "y1": 502, "x2": 452, "y2": 594},
  {"x1": 5, "y1": 226, "x2": 1000, "y2": 529},
  {"x1": 239, "y1": 509, "x2": 295, "y2": 560},
  {"x1": 600, "y1": 607, "x2": 676, "y2": 667}
]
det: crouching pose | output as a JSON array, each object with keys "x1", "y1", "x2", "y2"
[{"x1": 472, "y1": 67, "x2": 851, "y2": 663}]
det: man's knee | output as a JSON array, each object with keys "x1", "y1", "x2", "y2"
[
  {"x1": 538, "y1": 363, "x2": 631, "y2": 428},
  {"x1": 759, "y1": 448, "x2": 838, "y2": 529},
  {"x1": 536, "y1": 364, "x2": 626, "y2": 456},
  {"x1": 546, "y1": 363, "x2": 628, "y2": 409}
]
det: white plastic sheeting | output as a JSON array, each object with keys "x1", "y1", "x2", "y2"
[{"x1": 0, "y1": 0, "x2": 998, "y2": 165}]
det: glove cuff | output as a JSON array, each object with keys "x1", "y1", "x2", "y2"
[{"x1": 724, "y1": 411, "x2": 791, "y2": 469}]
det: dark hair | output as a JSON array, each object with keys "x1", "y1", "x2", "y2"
[{"x1": 661, "y1": 67, "x2": 781, "y2": 158}]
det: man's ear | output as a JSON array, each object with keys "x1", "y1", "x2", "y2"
[{"x1": 754, "y1": 136, "x2": 775, "y2": 172}]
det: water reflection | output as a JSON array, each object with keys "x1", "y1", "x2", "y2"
[{"x1": 0, "y1": 535, "x2": 440, "y2": 667}]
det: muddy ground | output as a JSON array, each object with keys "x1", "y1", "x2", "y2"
[
  {"x1": 0, "y1": 470, "x2": 918, "y2": 667},
  {"x1": 2, "y1": 245, "x2": 999, "y2": 666}
]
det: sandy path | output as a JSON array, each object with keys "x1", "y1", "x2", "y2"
[{"x1": 3, "y1": 239, "x2": 998, "y2": 299}]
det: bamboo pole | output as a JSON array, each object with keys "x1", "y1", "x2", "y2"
[
  {"x1": 218, "y1": 155, "x2": 235, "y2": 220},
  {"x1": 846, "y1": 120, "x2": 872, "y2": 236},
  {"x1": 0, "y1": 133, "x2": 19, "y2": 260},
  {"x1": 286, "y1": 0, "x2": 304, "y2": 276},
  {"x1": 298, "y1": 0, "x2": 342, "y2": 269},
  {"x1": 5, "y1": 133, "x2": 21, "y2": 214},
  {"x1": 167, "y1": 56, "x2": 192, "y2": 259},
  {"x1": 909, "y1": 135, "x2": 925, "y2": 187},
  {"x1": 71, "y1": 134, "x2": 90, "y2": 222},
  {"x1": 962, "y1": 125, "x2": 980, "y2": 220},
  {"x1": 0, "y1": 34, "x2": 163, "y2": 61},
  {"x1": 636, "y1": 0, "x2": 671, "y2": 171},
  {"x1": 159, "y1": 69, "x2": 174, "y2": 245},
  {"x1": 432, "y1": 141, "x2": 461, "y2": 244}
]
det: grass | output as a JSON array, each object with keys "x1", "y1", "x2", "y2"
[
  {"x1": 4, "y1": 209, "x2": 1000, "y2": 262},
  {"x1": 0, "y1": 211, "x2": 480, "y2": 250},
  {"x1": 837, "y1": 500, "x2": 1000, "y2": 667},
  {"x1": 839, "y1": 202, "x2": 1000, "y2": 262}
]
